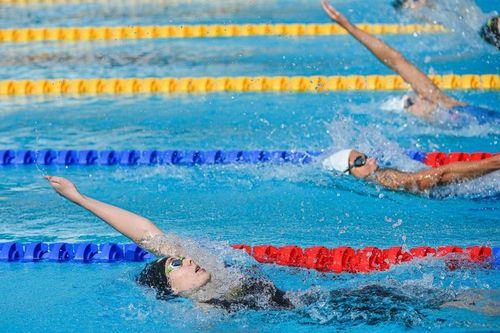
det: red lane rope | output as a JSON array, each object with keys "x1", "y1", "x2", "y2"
[
  {"x1": 423, "y1": 152, "x2": 499, "y2": 168},
  {"x1": 231, "y1": 245, "x2": 492, "y2": 273}
]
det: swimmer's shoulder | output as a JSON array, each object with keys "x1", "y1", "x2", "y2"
[{"x1": 372, "y1": 168, "x2": 422, "y2": 191}]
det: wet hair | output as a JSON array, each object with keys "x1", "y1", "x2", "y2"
[
  {"x1": 480, "y1": 16, "x2": 500, "y2": 49},
  {"x1": 392, "y1": 0, "x2": 407, "y2": 10},
  {"x1": 136, "y1": 257, "x2": 176, "y2": 301}
]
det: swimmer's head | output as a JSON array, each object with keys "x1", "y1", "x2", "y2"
[
  {"x1": 480, "y1": 16, "x2": 500, "y2": 49},
  {"x1": 392, "y1": 0, "x2": 426, "y2": 10},
  {"x1": 137, "y1": 256, "x2": 211, "y2": 300},
  {"x1": 402, "y1": 94, "x2": 436, "y2": 118},
  {"x1": 323, "y1": 149, "x2": 378, "y2": 179},
  {"x1": 322, "y1": 149, "x2": 352, "y2": 174}
]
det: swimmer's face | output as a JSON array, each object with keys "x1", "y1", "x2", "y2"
[
  {"x1": 348, "y1": 150, "x2": 378, "y2": 179},
  {"x1": 401, "y1": 0, "x2": 427, "y2": 10},
  {"x1": 166, "y1": 257, "x2": 211, "y2": 293},
  {"x1": 403, "y1": 94, "x2": 435, "y2": 118}
]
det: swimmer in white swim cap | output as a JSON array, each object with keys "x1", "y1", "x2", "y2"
[{"x1": 323, "y1": 149, "x2": 500, "y2": 193}]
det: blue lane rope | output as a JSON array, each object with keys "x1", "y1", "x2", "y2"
[
  {"x1": 0, "y1": 242, "x2": 153, "y2": 263},
  {"x1": 1, "y1": 242, "x2": 498, "y2": 268},
  {"x1": 0, "y1": 149, "x2": 426, "y2": 166}
]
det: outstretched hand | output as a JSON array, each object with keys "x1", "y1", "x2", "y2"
[
  {"x1": 321, "y1": 0, "x2": 349, "y2": 25},
  {"x1": 45, "y1": 176, "x2": 83, "y2": 203}
]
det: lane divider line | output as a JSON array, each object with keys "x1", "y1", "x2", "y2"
[
  {"x1": 0, "y1": 149, "x2": 497, "y2": 167},
  {"x1": 1, "y1": 242, "x2": 496, "y2": 274},
  {"x1": 0, "y1": 23, "x2": 447, "y2": 43},
  {"x1": 0, "y1": 74, "x2": 497, "y2": 96}
]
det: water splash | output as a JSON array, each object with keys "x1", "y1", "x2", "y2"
[
  {"x1": 399, "y1": 0, "x2": 494, "y2": 49},
  {"x1": 285, "y1": 260, "x2": 499, "y2": 327},
  {"x1": 140, "y1": 233, "x2": 251, "y2": 304},
  {"x1": 380, "y1": 95, "x2": 407, "y2": 114},
  {"x1": 380, "y1": 95, "x2": 500, "y2": 137},
  {"x1": 325, "y1": 116, "x2": 422, "y2": 171},
  {"x1": 430, "y1": 171, "x2": 500, "y2": 200}
]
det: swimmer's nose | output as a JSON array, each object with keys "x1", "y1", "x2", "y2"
[{"x1": 368, "y1": 158, "x2": 377, "y2": 166}]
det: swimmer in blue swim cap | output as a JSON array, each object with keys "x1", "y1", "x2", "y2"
[
  {"x1": 321, "y1": 0, "x2": 498, "y2": 126},
  {"x1": 323, "y1": 149, "x2": 500, "y2": 192}
]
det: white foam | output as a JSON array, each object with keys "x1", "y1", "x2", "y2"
[{"x1": 140, "y1": 233, "x2": 249, "y2": 303}]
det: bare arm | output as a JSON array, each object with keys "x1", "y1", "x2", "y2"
[
  {"x1": 45, "y1": 176, "x2": 164, "y2": 243},
  {"x1": 374, "y1": 155, "x2": 500, "y2": 191},
  {"x1": 320, "y1": 0, "x2": 460, "y2": 106}
]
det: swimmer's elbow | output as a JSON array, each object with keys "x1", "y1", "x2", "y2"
[{"x1": 143, "y1": 227, "x2": 164, "y2": 240}]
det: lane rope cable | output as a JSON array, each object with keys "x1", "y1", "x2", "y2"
[
  {"x1": 0, "y1": 74, "x2": 498, "y2": 96},
  {"x1": 0, "y1": 242, "x2": 497, "y2": 274},
  {"x1": 0, "y1": 23, "x2": 448, "y2": 43},
  {"x1": 0, "y1": 149, "x2": 497, "y2": 168}
]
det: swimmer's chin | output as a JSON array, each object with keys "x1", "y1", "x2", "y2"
[
  {"x1": 365, "y1": 168, "x2": 379, "y2": 180},
  {"x1": 178, "y1": 275, "x2": 212, "y2": 297},
  {"x1": 359, "y1": 164, "x2": 380, "y2": 180}
]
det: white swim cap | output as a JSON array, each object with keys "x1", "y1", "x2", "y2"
[{"x1": 322, "y1": 149, "x2": 353, "y2": 174}]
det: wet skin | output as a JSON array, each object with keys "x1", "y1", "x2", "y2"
[
  {"x1": 348, "y1": 150, "x2": 379, "y2": 179},
  {"x1": 166, "y1": 257, "x2": 211, "y2": 293},
  {"x1": 403, "y1": 94, "x2": 437, "y2": 119},
  {"x1": 403, "y1": 0, "x2": 427, "y2": 10}
]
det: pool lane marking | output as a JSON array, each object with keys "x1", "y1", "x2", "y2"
[
  {"x1": 0, "y1": 23, "x2": 447, "y2": 43},
  {"x1": 1, "y1": 149, "x2": 497, "y2": 168},
  {"x1": 0, "y1": 74, "x2": 497, "y2": 96}
]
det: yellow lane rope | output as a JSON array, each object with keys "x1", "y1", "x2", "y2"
[
  {"x1": 0, "y1": 75, "x2": 497, "y2": 96},
  {"x1": 0, "y1": 23, "x2": 447, "y2": 43}
]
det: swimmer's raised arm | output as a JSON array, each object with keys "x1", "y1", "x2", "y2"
[
  {"x1": 373, "y1": 155, "x2": 500, "y2": 191},
  {"x1": 45, "y1": 176, "x2": 164, "y2": 244},
  {"x1": 320, "y1": 0, "x2": 460, "y2": 107}
]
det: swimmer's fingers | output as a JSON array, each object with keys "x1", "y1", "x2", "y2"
[
  {"x1": 45, "y1": 175, "x2": 66, "y2": 186},
  {"x1": 45, "y1": 176, "x2": 83, "y2": 203},
  {"x1": 320, "y1": 0, "x2": 347, "y2": 24},
  {"x1": 45, "y1": 176, "x2": 64, "y2": 191},
  {"x1": 45, "y1": 175, "x2": 59, "y2": 183},
  {"x1": 321, "y1": 0, "x2": 338, "y2": 19}
]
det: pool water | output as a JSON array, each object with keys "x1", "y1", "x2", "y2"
[{"x1": 0, "y1": 0, "x2": 499, "y2": 332}]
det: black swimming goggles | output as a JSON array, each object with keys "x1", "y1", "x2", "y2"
[
  {"x1": 404, "y1": 95, "x2": 415, "y2": 109},
  {"x1": 344, "y1": 154, "x2": 368, "y2": 174}
]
